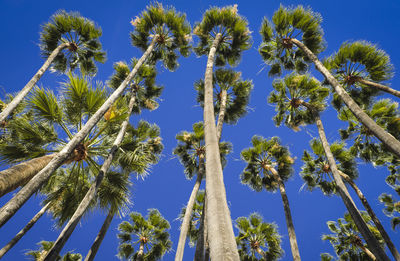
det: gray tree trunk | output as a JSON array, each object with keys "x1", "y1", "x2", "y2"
[
  {"x1": 0, "y1": 154, "x2": 54, "y2": 197},
  {"x1": 0, "y1": 43, "x2": 69, "y2": 122},
  {"x1": 84, "y1": 210, "x2": 114, "y2": 261},
  {"x1": 0, "y1": 36, "x2": 158, "y2": 229},
  {"x1": 203, "y1": 33, "x2": 240, "y2": 261},
  {"x1": 0, "y1": 202, "x2": 50, "y2": 259},
  {"x1": 216, "y1": 89, "x2": 227, "y2": 141},
  {"x1": 291, "y1": 38, "x2": 400, "y2": 158},
  {"x1": 358, "y1": 78, "x2": 400, "y2": 99}
]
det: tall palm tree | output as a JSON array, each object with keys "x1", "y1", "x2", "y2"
[
  {"x1": 26, "y1": 240, "x2": 82, "y2": 261},
  {"x1": 0, "y1": 2, "x2": 190, "y2": 228},
  {"x1": 259, "y1": 5, "x2": 400, "y2": 158},
  {"x1": 193, "y1": 5, "x2": 251, "y2": 259},
  {"x1": 117, "y1": 209, "x2": 172, "y2": 261},
  {"x1": 240, "y1": 136, "x2": 301, "y2": 260},
  {"x1": 322, "y1": 212, "x2": 384, "y2": 260},
  {"x1": 268, "y1": 73, "x2": 390, "y2": 260},
  {"x1": 236, "y1": 213, "x2": 283, "y2": 261},
  {"x1": 0, "y1": 10, "x2": 106, "y2": 123},
  {"x1": 301, "y1": 139, "x2": 400, "y2": 260},
  {"x1": 174, "y1": 122, "x2": 232, "y2": 261}
]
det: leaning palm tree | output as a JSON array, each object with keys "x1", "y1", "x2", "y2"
[
  {"x1": 322, "y1": 212, "x2": 384, "y2": 260},
  {"x1": 193, "y1": 5, "x2": 251, "y2": 259},
  {"x1": 268, "y1": 73, "x2": 390, "y2": 260},
  {"x1": 117, "y1": 209, "x2": 172, "y2": 261},
  {"x1": 260, "y1": 5, "x2": 400, "y2": 158},
  {"x1": 240, "y1": 136, "x2": 300, "y2": 260},
  {"x1": 0, "y1": 2, "x2": 190, "y2": 227},
  {"x1": 26, "y1": 240, "x2": 82, "y2": 261},
  {"x1": 236, "y1": 213, "x2": 283, "y2": 261},
  {"x1": 301, "y1": 139, "x2": 400, "y2": 260},
  {"x1": 0, "y1": 10, "x2": 106, "y2": 123}
]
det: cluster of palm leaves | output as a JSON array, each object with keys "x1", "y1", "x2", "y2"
[{"x1": 0, "y1": 2, "x2": 400, "y2": 261}]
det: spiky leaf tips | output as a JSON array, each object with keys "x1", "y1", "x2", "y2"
[
  {"x1": 130, "y1": 2, "x2": 191, "y2": 71},
  {"x1": 259, "y1": 5, "x2": 324, "y2": 77},
  {"x1": 40, "y1": 10, "x2": 106, "y2": 75},
  {"x1": 193, "y1": 5, "x2": 252, "y2": 67}
]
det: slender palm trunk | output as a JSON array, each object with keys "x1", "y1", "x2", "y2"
[
  {"x1": 0, "y1": 202, "x2": 50, "y2": 258},
  {"x1": 194, "y1": 191, "x2": 206, "y2": 261},
  {"x1": 216, "y1": 89, "x2": 227, "y2": 141},
  {"x1": 84, "y1": 210, "x2": 114, "y2": 261},
  {"x1": 137, "y1": 242, "x2": 145, "y2": 261},
  {"x1": 339, "y1": 171, "x2": 400, "y2": 261},
  {"x1": 0, "y1": 154, "x2": 54, "y2": 197},
  {"x1": 0, "y1": 43, "x2": 70, "y2": 122},
  {"x1": 305, "y1": 103, "x2": 390, "y2": 261},
  {"x1": 0, "y1": 36, "x2": 158, "y2": 229},
  {"x1": 269, "y1": 167, "x2": 301, "y2": 261},
  {"x1": 357, "y1": 242, "x2": 377, "y2": 261},
  {"x1": 255, "y1": 247, "x2": 265, "y2": 259},
  {"x1": 357, "y1": 78, "x2": 400, "y2": 99},
  {"x1": 175, "y1": 157, "x2": 204, "y2": 261},
  {"x1": 203, "y1": 33, "x2": 240, "y2": 261},
  {"x1": 291, "y1": 38, "x2": 400, "y2": 158},
  {"x1": 43, "y1": 86, "x2": 139, "y2": 260}
]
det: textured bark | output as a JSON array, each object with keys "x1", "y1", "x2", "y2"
[
  {"x1": 84, "y1": 210, "x2": 114, "y2": 261},
  {"x1": 43, "y1": 81, "x2": 140, "y2": 260},
  {"x1": 358, "y1": 78, "x2": 400, "y2": 99},
  {"x1": 203, "y1": 33, "x2": 240, "y2": 261},
  {"x1": 0, "y1": 203, "x2": 50, "y2": 259},
  {"x1": 0, "y1": 43, "x2": 69, "y2": 122},
  {"x1": 216, "y1": 89, "x2": 227, "y2": 141},
  {"x1": 339, "y1": 171, "x2": 400, "y2": 261},
  {"x1": 194, "y1": 191, "x2": 206, "y2": 261},
  {"x1": 0, "y1": 36, "x2": 158, "y2": 230},
  {"x1": 269, "y1": 167, "x2": 301, "y2": 261},
  {"x1": 0, "y1": 154, "x2": 54, "y2": 197},
  {"x1": 291, "y1": 38, "x2": 400, "y2": 158},
  {"x1": 175, "y1": 158, "x2": 204, "y2": 261}
]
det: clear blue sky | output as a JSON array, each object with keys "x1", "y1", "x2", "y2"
[{"x1": 0, "y1": 0, "x2": 399, "y2": 260}]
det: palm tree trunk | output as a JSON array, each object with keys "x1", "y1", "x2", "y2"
[
  {"x1": 0, "y1": 36, "x2": 158, "y2": 229},
  {"x1": 0, "y1": 202, "x2": 50, "y2": 259},
  {"x1": 0, "y1": 43, "x2": 70, "y2": 123},
  {"x1": 0, "y1": 154, "x2": 55, "y2": 197},
  {"x1": 84, "y1": 209, "x2": 114, "y2": 261},
  {"x1": 357, "y1": 243, "x2": 377, "y2": 260},
  {"x1": 305, "y1": 103, "x2": 390, "y2": 261},
  {"x1": 43, "y1": 86, "x2": 139, "y2": 260},
  {"x1": 175, "y1": 157, "x2": 204, "y2": 261},
  {"x1": 339, "y1": 171, "x2": 400, "y2": 261},
  {"x1": 291, "y1": 38, "x2": 400, "y2": 158},
  {"x1": 203, "y1": 33, "x2": 240, "y2": 261},
  {"x1": 216, "y1": 89, "x2": 227, "y2": 141},
  {"x1": 194, "y1": 191, "x2": 206, "y2": 261},
  {"x1": 269, "y1": 167, "x2": 301, "y2": 261},
  {"x1": 255, "y1": 247, "x2": 266, "y2": 259},
  {"x1": 357, "y1": 78, "x2": 400, "y2": 98},
  {"x1": 137, "y1": 242, "x2": 145, "y2": 261}
]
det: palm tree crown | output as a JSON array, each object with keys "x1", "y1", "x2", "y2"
[{"x1": 26, "y1": 240, "x2": 82, "y2": 261}]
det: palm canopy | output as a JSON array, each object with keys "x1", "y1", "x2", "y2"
[
  {"x1": 130, "y1": 2, "x2": 191, "y2": 71},
  {"x1": 240, "y1": 136, "x2": 294, "y2": 192},
  {"x1": 324, "y1": 41, "x2": 394, "y2": 109},
  {"x1": 268, "y1": 73, "x2": 329, "y2": 130},
  {"x1": 193, "y1": 5, "x2": 251, "y2": 66},
  {"x1": 236, "y1": 213, "x2": 283, "y2": 261},
  {"x1": 26, "y1": 240, "x2": 82, "y2": 261},
  {"x1": 322, "y1": 211, "x2": 384, "y2": 260},
  {"x1": 301, "y1": 139, "x2": 358, "y2": 195},
  {"x1": 380, "y1": 193, "x2": 400, "y2": 230},
  {"x1": 195, "y1": 68, "x2": 253, "y2": 124},
  {"x1": 117, "y1": 209, "x2": 172, "y2": 260},
  {"x1": 259, "y1": 5, "x2": 325, "y2": 77},
  {"x1": 173, "y1": 121, "x2": 232, "y2": 179},
  {"x1": 40, "y1": 10, "x2": 106, "y2": 75}
]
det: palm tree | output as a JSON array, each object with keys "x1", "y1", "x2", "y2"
[
  {"x1": 380, "y1": 193, "x2": 400, "y2": 230},
  {"x1": 117, "y1": 209, "x2": 172, "y2": 261},
  {"x1": 259, "y1": 5, "x2": 400, "y2": 158},
  {"x1": 268, "y1": 73, "x2": 390, "y2": 260},
  {"x1": 0, "y1": 10, "x2": 106, "y2": 123},
  {"x1": 193, "y1": 5, "x2": 251, "y2": 259},
  {"x1": 43, "y1": 59, "x2": 162, "y2": 260},
  {"x1": 173, "y1": 122, "x2": 232, "y2": 261},
  {"x1": 26, "y1": 240, "x2": 82, "y2": 261},
  {"x1": 240, "y1": 136, "x2": 300, "y2": 260},
  {"x1": 301, "y1": 139, "x2": 400, "y2": 260},
  {"x1": 0, "y1": 2, "x2": 190, "y2": 228},
  {"x1": 236, "y1": 213, "x2": 283, "y2": 261},
  {"x1": 322, "y1": 212, "x2": 384, "y2": 260}
]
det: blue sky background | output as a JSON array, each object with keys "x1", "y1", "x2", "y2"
[{"x1": 0, "y1": 0, "x2": 400, "y2": 260}]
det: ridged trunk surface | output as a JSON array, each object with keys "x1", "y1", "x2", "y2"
[{"x1": 216, "y1": 89, "x2": 227, "y2": 141}]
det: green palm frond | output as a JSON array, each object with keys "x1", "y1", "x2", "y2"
[
  {"x1": 25, "y1": 240, "x2": 82, "y2": 261},
  {"x1": 29, "y1": 87, "x2": 63, "y2": 124}
]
